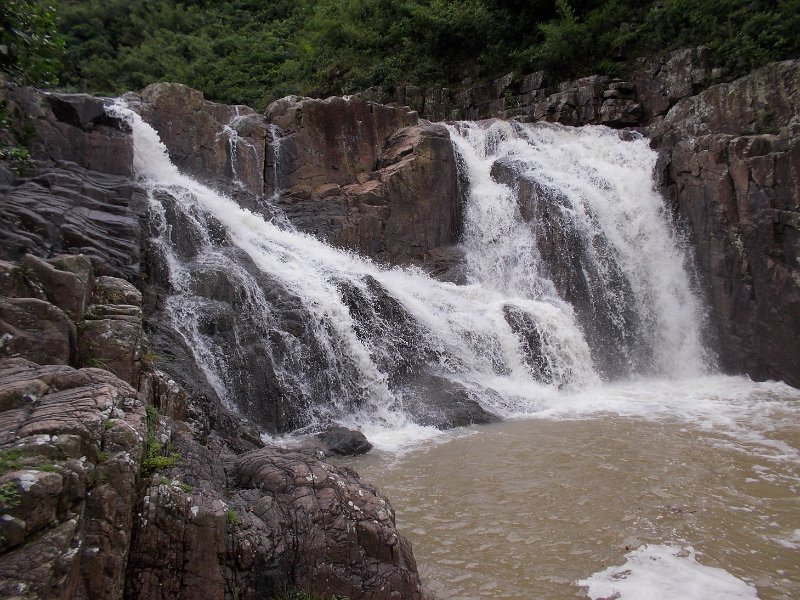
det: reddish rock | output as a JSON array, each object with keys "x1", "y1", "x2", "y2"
[
  {"x1": 0, "y1": 358, "x2": 147, "y2": 599},
  {"x1": 653, "y1": 60, "x2": 800, "y2": 385},
  {"x1": 138, "y1": 83, "x2": 268, "y2": 200},
  {"x1": 266, "y1": 95, "x2": 461, "y2": 267}
]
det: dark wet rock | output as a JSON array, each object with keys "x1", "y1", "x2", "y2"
[
  {"x1": 0, "y1": 357, "x2": 147, "y2": 599},
  {"x1": 0, "y1": 162, "x2": 147, "y2": 282},
  {"x1": 652, "y1": 60, "x2": 800, "y2": 386},
  {"x1": 337, "y1": 275, "x2": 428, "y2": 384},
  {"x1": 401, "y1": 373, "x2": 501, "y2": 429},
  {"x1": 1, "y1": 86, "x2": 132, "y2": 177},
  {"x1": 315, "y1": 426, "x2": 373, "y2": 456}
]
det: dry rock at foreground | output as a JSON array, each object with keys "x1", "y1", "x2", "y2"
[{"x1": 0, "y1": 358, "x2": 147, "y2": 599}]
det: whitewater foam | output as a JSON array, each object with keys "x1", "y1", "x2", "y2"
[{"x1": 578, "y1": 544, "x2": 760, "y2": 600}]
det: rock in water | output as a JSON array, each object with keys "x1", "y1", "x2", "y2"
[{"x1": 315, "y1": 426, "x2": 374, "y2": 456}]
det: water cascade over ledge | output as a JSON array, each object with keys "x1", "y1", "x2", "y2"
[{"x1": 109, "y1": 102, "x2": 718, "y2": 446}]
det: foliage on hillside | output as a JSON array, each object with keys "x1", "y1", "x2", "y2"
[{"x1": 51, "y1": 0, "x2": 800, "y2": 109}]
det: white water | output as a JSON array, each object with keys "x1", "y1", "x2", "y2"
[
  {"x1": 109, "y1": 102, "x2": 783, "y2": 454},
  {"x1": 578, "y1": 544, "x2": 760, "y2": 600},
  {"x1": 448, "y1": 120, "x2": 711, "y2": 378}
]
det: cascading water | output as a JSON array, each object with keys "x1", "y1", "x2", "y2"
[
  {"x1": 110, "y1": 101, "x2": 714, "y2": 446},
  {"x1": 448, "y1": 120, "x2": 712, "y2": 379}
]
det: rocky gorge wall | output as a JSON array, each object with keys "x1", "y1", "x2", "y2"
[{"x1": 651, "y1": 60, "x2": 800, "y2": 386}]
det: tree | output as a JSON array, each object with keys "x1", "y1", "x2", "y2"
[{"x1": 0, "y1": 0, "x2": 64, "y2": 86}]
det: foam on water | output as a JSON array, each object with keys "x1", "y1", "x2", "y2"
[{"x1": 578, "y1": 544, "x2": 760, "y2": 600}]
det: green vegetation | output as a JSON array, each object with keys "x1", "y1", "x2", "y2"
[
  {"x1": 1, "y1": 0, "x2": 64, "y2": 170},
  {"x1": 225, "y1": 507, "x2": 240, "y2": 525},
  {"x1": 1, "y1": 0, "x2": 64, "y2": 85},
  {"x1": 47, "y1": 0, "x2": 800, "y2": 109},
  {"x1": 0, "y1": 448, "x2": 57, "y2": 476},
  {"x1": 142, "y1": 404, "x2": 181, "y2": 476},
  {"x1": 0, "y1": 481, "x2": 20, "y2": 511}
]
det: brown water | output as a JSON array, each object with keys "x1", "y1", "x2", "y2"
[{"x1": 343, "y1": 412, "x2": 800, "y2": 599}]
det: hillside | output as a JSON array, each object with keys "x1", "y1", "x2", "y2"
[{"x1": 53, "y1": 0, "x2": 800, "y2": 109}]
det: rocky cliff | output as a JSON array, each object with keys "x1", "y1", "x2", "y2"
[{"x1": 651, "y1": 60, "x2": 800, "y2": 386}]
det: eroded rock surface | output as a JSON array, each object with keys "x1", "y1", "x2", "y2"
[
  {"x1": 0, "y1": 358, "x2": 147, "y2": 599},
  {"x1": 268, "y1": 95, "x2": 465, "y2": 269}
]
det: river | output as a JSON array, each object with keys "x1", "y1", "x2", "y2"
[{"x1": 344, "y1": 376, "x2": 800, "y2": 600}]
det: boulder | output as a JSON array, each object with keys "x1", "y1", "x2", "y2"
[
  {"x1": 315, "y1": 426, "x2": 373, "y2": 456},
  {"x1": 400, "y1": 373, "x2": 501, "y2": 429},
  {"x1": 18, "y1": 254, "x2": 94, "y2": 322},
  {"x1": 230, "y1": 447, "x2": 426, "y2": 599}
]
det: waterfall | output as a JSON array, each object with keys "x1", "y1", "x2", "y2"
[
  {"x1": 110, "y1": 102, "x2": 712, "y2": 445},
  {"x1": 448, "y1": 120, "x2": 712, "y2": 378}
]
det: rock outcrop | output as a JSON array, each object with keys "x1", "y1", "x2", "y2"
[
  {"x1": 0, "y1": 357, "x2": 147, "y2": 600},
  {"x1": 357, "y1": 46, "x2": 725, "y2": 128},
  {"x1": 267, "y1": 96, "x2": 462, "y2": 268},
  {"x1": 651, "y1": 60, "x2": 800, "y2": 385},
  {"x1": 136, "y1": 83, "x2": 268, "y2": 204}
]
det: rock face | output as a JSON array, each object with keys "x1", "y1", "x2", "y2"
[
  {"x1": 0, "y1": 358, "x2": 147, "y2": 599},
  {"x1": 399, "y1": 373, "x2": 501, "y2": 430},
  {"x1": 267, "y1": 95, "x2": 464, "y2": 268},
  {"x1": 137, "y1": 83, "x2": 268, "y2": 204},
  {"x1": 652, "y1": 60, "x2": 800, "y2": 385},
  {"x1": 1, "y1": 86, "x2": 132, "y2": 177}
]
